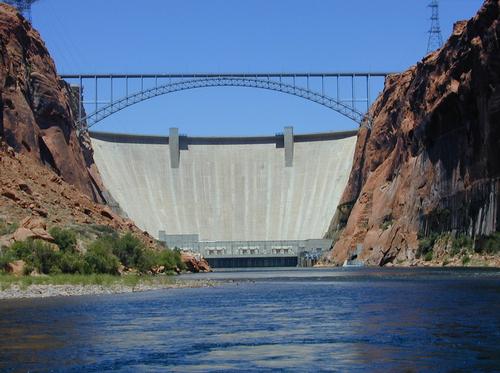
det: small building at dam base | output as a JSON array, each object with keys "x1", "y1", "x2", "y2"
[{"x1": 158, "y1": 232, "x2": 333, "y2": 268}]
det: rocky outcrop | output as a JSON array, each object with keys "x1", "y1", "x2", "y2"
[
  {"x1": 0, "y1": 4, "x2": 105, "y2": 202},
  {"x1": 181, "y1": 252, "x2": 212, "y2": 273},
  {"x1": 5, "y1": 260, "x2": 25, "y2": 276},
  {"x1": 0, "y1": 140, "x2": 159, "y2": 250},
  {"x1": 1, "y1": 216, "x2": 54, "y2": 248},
  {"x1": 328, "y1": 0, "x2": 500, "y2": 266}
]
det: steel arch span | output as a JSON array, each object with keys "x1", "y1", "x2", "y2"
[{"x1": 60, "y1": 73, "x2": 392, "y2": 129}]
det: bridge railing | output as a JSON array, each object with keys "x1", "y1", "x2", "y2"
[{"x1": 60, "y1": 72, "x2": 393, "y2": 128}]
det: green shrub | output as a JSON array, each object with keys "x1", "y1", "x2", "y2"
[
  {"x1": 153, "y1": 248, "x2": 186, "y2": 271},
  {"x1": 59, "y1": 251, "x2": 85, "y2": 274},
  {"x1": 84, "y1": 241, "x2": 120, "y2": 275},
  {"x1": 462, "y1": 255, "x2": 471, "y2": 265},
  {"x1": 8, "y1": 240, "x2": 35, "y2": 261},
  {"x1": 6, "y1": 240, "x2": 62, "y2": 274},
  {"x1": 111, "y1": 233, "x2": 179, "y2": 274},
  {"x1": 424, "y1": 250, "x2": 433, "y2": 262},
  {"x1": 451, "y1": 234, "x2": 473, "y2": 256},
  {"x1": 158, "y1": 250, "x2": 179, "y2": 270},
  {"x1": 475, "y1": 232, "x2": 500, "y2": 255},
  {"x1": 417, "y1": 232, "x2": 439, "y2": 258},
  {"x1": 136, "y1": 249, "x2": 157, "y2": 273},
  {"x1": 112, "y1": 233, "x2": 144, "y2": 269},
  {"x1": 336, "y1": 201, "x2": 355, "y2": 228},
  {"x1": 0, "y1": 249, "x2": 16, "y2": 270},
  {"x1": 49, "y1": 227, "x2": 77, "y2": 253},
  {"x1": 0, "y1": 219, "x2": 18, "y2": 236},
  {"x1": 380, "y1": 215, "x2": 394, "y2": 230},
  {"x1": 91, "y1": 224, "x2": 118, "y2": 237},
  {"x1": 2, "y1": 239, "x2": 61, "y2": 274},
  {"x1": 30, "y1": 241, "x2": 62, "y2": 274}
]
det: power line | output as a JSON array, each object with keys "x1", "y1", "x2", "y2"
[{"x1": 427, "y1": 0, "x2": 443, "y2": 53}]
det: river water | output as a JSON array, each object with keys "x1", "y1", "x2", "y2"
[{"x1": 0, "y1": 268, "x2": 499, "y2": 372}]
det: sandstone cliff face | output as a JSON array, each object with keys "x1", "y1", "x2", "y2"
[
  {"x1": 328, "y1": 0, "x2": 500, "y2": 266},
  {"x1": 0, "y1": 4, "x2": 105, "y2": 202}
]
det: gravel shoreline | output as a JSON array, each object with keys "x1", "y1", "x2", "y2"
[{"x1": 0, "y1": 279, "x2": 217, "y2": 300}]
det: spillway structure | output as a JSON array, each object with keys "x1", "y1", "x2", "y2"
[{"x1": 90, "y1": 127, "x2": 357, "y2": 267}]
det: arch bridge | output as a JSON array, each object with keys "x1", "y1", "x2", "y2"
[{"x1": 60, "y1": 72, "x2": 393, "y2": 129}]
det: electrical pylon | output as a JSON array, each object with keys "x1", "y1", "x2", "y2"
[{"x1": 427, "y1": 0, "x2": 444, "y2": 53}]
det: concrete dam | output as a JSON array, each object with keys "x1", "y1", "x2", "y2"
[{"x1": 90, "y1": 128, "x2": 357, "y2": 267}]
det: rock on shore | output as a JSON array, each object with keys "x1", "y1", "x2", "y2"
[{"x1": 181, "y1": 252, "x2": 212, "y2": 272}]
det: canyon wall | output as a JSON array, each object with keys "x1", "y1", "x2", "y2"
[
  {"x1": 328, "y1": 0, "x2": 500, "y2": 265},
  {"x1": 0, "y1": 4, "x2": 105, "y2": 202},
  {"x1": 0, "y1": 4, "x2": 163, "y2": 251}
]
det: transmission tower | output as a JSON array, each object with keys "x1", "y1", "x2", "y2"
[
  {"x1": 3, "y1": 0, "x2": 39, "y2": 21},
  {"x1": 427, "y1": 0, "x2": 443, "y2": 53}
]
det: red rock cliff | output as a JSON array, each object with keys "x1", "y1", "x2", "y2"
[
  {"x1": 328, "y1": 0, "x2": 500, "y2": 265},
  {"x1": 0, "y1": 4, "x2": 105, "y2": 202}
]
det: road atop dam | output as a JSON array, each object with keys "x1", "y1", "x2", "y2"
[{"x1": 90, "y1": 129, "x2": 357, "y2": 242}]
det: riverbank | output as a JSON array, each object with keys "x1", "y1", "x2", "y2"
[
  {"x1": 316, "y1": 251, "x2": 500, "y2": 268},
  {"x1": 0, "y1": 274, "x2": 217, "y2": 299}
]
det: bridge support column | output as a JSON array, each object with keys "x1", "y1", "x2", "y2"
[
  {"x1": 284, "y1": 126, "x2": 294, "y2": 167},
  {"x1": 169, "y1": 127, "x2": 180, "y2": 168}
]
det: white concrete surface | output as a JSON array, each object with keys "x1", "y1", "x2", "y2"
[{"x1": 91, "y1": 134, "x2": 356, "y2": 240}]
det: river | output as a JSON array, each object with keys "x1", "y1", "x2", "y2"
[{"x1": 0, "y1": 268, "x2": 499, "y2": 372}]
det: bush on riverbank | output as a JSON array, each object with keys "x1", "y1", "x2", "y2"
[
  {"x1": 84, "y1": 241, "x2": 121, "y2": 275},
  {"x1": 0, "y1": 227, "x2": 186, "y2": 276},
  {"x1": 475, "y1": 232, "x2": 500, "y2": 255},
  {"x1": 417, "y1": 230, "x2": 499, "y2": 264},
  {"x1": 4, "y1": 239, "x2": 60, "y2": 275},
  {"x1": 417, "y1": 232, "x2": 438, "y2": 259},
  {"x1": 49, "y1": 227, "x2": 77, "y2": 252}
]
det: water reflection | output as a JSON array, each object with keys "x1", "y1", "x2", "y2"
[{"x1": 0, "y1": 268, "x2": 498, "y2": 371}]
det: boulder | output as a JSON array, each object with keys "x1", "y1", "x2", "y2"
[
  {"x1": 11, "y1": 217, "x2": 54, "y2": 243},
  {"x1": 151, "y1": 265, "x2": 165, "y2": 274},
  {"x1": 6, "y1": 260, "x2": 26, "y2": 276},
  {"x1": 20, "y1": 216, "x2": 46, "y2": 230},
  {"x1": 181, "y1": 252, "x2": 212, "y2": 273},
  {"x1": 12, "y1": 227, "x2": 54, "y2": 243},
  {"x1": 1, "y1": 189, "x2": 19, "y2": 201},
  {"x1": 100, "y1": 206, "x2": 115, "y2": 220},
  {"x1": 17, "y1": 181, "x2": 32, "y2": 195}
]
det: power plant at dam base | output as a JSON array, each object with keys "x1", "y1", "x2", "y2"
[{"x1": 90, "y1": 127, "x2": 357, "y2": 267}]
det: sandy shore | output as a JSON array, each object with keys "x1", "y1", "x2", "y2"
[{"x1": 0, "y1": 279, "x2": 217, "y2": 300}]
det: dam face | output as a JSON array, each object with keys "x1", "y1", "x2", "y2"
[{"x1": 90, "y1": 129, "x2": 356, "y2": 258}]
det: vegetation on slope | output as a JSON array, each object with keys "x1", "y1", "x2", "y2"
[
  {"x1": 0, "y1": 226, "x2": 186, "y2": 276},
  {"x1": 417, "y1": 231, "x2": 500, "y2": 266}
]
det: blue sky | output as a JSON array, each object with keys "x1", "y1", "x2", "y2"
[{"x1": 31, "y1": 0, "x2": 483, "y2": 136}]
